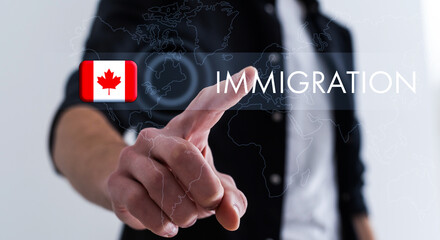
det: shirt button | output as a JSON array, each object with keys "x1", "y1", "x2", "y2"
[
  {"x1": 268, "y1": 52, "x2": 281, "y2": 64},
  {"x1": 264, "y1": 3, "x2": 275, "y2": 15},
  {"x1": 272, "y1": 112, "x2": 283, "y2": 122},
  {"x1": 270, "y1": 173, "x2": 281, "y2": 185}
]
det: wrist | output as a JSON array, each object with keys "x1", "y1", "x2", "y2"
[{"x1": 92, "y1": 141, "x2": 127, "y2": 210}]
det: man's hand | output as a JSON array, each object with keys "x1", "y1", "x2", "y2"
[{"x1": 106, "y1": 67, "x2": 256, "y2": 237}]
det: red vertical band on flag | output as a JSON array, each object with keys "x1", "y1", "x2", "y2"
[
  {"x1": 125, "y1": 61, "x2": 137, "y2": 102},
  {"x1": 79, "y1": 61, "x2": 94, "y2": 102}
]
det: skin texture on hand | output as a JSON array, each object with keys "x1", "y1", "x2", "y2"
[{"x1": 105, "y1": 66, "x2": 256, "y2": 237}]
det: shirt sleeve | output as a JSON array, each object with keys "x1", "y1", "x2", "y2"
[{"x1": 47, "y1": 0, "x2": 142, "y2": 173}]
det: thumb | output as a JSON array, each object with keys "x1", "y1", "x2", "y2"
[{"x1": 215, "y1": 174, "x2": 248, "y2": 231}]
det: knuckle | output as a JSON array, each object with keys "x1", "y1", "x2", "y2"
[
  {"x1": 221, "y1": 173, "x2": 236, "y2": 187},
  {"x1": 137, "y1": 128, "x2": 159, "y2": 144},
  {"x1": 106, "y1": 172, "x2": 122, "y2": 194},
  {"x1": 198, "y1": 86, "x2": 209, "y2": 97},
  {"x1": 107, "y1": 172, "x2": 119, "y2": 187},
  {"x1": 119, "y1": 146, "x2": 136, "y2": 163},
  {"x1": 193, "y1": 86, "x2": 211, "y2": 103},
  {"x1": 169, "y1": 201, "x2": 198, "y2": 227},
  {"x1": 177, "y1": 212, "x2": 198, "y2": 228},
  {"x1": 151, "y1": 221, "x2": 173, "y2": 236},
  {"x1": 124, "y1": 188, "x2": 145, "y2": 208},
  {"x1": 199, "y1": 187, "x2": 223, "y2": 210},
  {"x1": 148, "y1": 169, "x2": 165, "y2": 188},
  {"x1": 170, "y1": 142, "x2": 190, "y2": 163},
  {"x1": 138, "y1": 128, "x2": 152, "y2": 140}
]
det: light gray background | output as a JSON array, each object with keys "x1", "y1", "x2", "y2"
[{"x1": 0, "y1": 0, "x2": 439, "y2": 239}]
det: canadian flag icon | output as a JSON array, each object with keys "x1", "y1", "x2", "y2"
[{"x1": 79, "y1": 60, "x2": 137, "y2": 102}]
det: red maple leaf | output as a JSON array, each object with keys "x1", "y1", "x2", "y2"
[{"x1": 97, "y1": 69, "x2": 121, "y2": 95}]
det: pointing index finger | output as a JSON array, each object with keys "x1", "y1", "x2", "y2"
[{"x1": 170, "y1": 66, "x2": 257, "y2": 138}]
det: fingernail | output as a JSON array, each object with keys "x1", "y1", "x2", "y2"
[{"x1": 163, "y1": 222, "x2": 178, "y2": 237}]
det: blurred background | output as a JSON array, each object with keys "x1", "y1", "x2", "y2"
[{"x1": 0, "y1": 0, "x2": 439, "y2": 239}]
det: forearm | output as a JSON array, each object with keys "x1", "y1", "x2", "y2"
[{"x1": 53, "y1": 105, "x2": 126, "y2": 210}]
